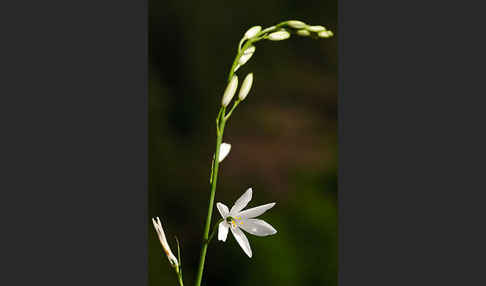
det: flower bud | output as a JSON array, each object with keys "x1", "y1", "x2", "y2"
[
  {"x1": 287, "y1": 20, "x2": 306, "y2": 29},
  {"x1": 218, "y1": 142, "x2": 231, "y2": 162},
  {"x1": 244, "y1": 26, "x2": 262, "y2": 39},
  {"x1": 238, "y1": 45, "x2": 256, "y2": 66},
  {"x1": 297, "y1": 29, "x2": 311, "y2": 37},
  {"x1": 318, "y1": 30, "x2": 333, "y2": 38},
  {"x1": 238, "y1": 73, "x2": 253, "y2": 101},
  {"x1": 221, "y1": 75, "x2": 238, "y2": 107},
  {"x1": 268, "y1": 30, "x2": 290, "y2": 41},
  {"x1": 308, "y1": 25, "x2": 326, "y2": 32}
]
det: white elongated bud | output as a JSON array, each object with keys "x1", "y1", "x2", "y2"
[
  {"x1": 244, "y1": 26, "x2": 262, "y2": 39},
  {"x1": 152, "y1": 217, "x2": 179, "y2": 268},
  {"x1": 238, "y1": 54, "x2": 252, "y2": 66},
  {"x1": 238, "y1": 73, "x2": 253, "y2": 101},
  {"x1": 218, "y1": 142, "x2": 231, "y2": 162},
  {"x1": 238, "y1": 45, "x2": 256, "y2": 66},
  {"x1": 308, "y1": 25, "x2": 326, "y2": 32},
  {"x1": 318, "y1": 30, "x2": 333, "y2": 38},
  {"x1": 297, "y1": 29, "x2": 311, "y2": 37},
  {"x1": 268, "y1": 30, "x2": 290, "y2": 41},
  {"x1": 221, "y1": 75, "x2": 238, "y2": 107},
  {"x1": 287, "y1": 20, "x2": 306, "y2": 29}
]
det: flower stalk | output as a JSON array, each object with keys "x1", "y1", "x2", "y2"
[
  {"x1": 152, "y1": 19, "x2": 333, "y2": 286},
  {"x1": 192, "y1": 19, "x2": 333, "y2": 286},
  {"x1": 194, "y1": 107, "x2": 226, "y2": 286}
]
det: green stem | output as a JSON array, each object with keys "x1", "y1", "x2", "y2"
[
  {"x1": 194, "y1": 22, "x2": 291, "y2": 286},
  {"x1": 194, "y1": 108, "x2": 226, "y2": 286},
  {"x1": 224, "y1": 100, "x2": 241, "y2": 121},
  {"x1": 177, "y1": 272, "x2": 184, "y2": 286},
  {"x1": 195, "y1": 31, "x2": 258, "y2": 286}
]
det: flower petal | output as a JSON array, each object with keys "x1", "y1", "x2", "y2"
[
  {"x1": 217, "y1": 202, "x2": 229, "y2": 218},
  {"x1": 238, "y1": 202, "x2": 276, "y2": 219},
  {"x1": 153, "y1": 217, "x2": 169, "y2": 248},
  {"x1": 218, "y1": 221, "x2": 229, "y2": 241},
  {"x1": 230, "y1": 226, "x2": 252, "y2": 258},
  {"x1": 230, "y1": 188, "x2": 253, "y2": 215},
  {"x1": 239, "y1": 218, "x2": 277, "y2": 236},
  {"x1": 152, "y1": 217, "x2": 178, "y2": 267}
]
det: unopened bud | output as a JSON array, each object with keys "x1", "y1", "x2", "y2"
[
  {"x1": 297, "y1": 29, "x2": 311, "y2": 37},
  {"x1": 244, "y1": 26, "x2": 262, "y2": 39},
  {"x1": 308, "y1": 25, "x2": 326, "y2": 32},
  {"x1": 221, "y1": 76, "x2": 238, "y2": 107},
  {"x1": 268, "y1": 30, "x2": 290, "y2": 41},
  {"x1": 318, "y1": 30, "x2": 333, "y2": 38},
  {"x1": 238, "y1": 73, "x2": 253, "y2": 101},
  {"x1": 287, "y1": 20, "x2": 307, "y2": 29},
  {"x1": 218, "y1": 142, "x2": 231, "y2": 162},
  {"x1": 238, "y1": 45, "x2": 256, "y2": 66}
]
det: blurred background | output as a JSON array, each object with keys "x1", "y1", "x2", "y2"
[{"x1": 149, "y1": 1, "x2": 337, "y2": 285}]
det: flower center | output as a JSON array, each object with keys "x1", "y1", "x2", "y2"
[{"x1": 227, "y1": 216, "x2": 243, "y2": 228}]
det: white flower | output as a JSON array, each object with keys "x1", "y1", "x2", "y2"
[
  {"x1": 221, "y1": 75, "x2": 238, "y2": 107},
  {"x1": 152, "y1": 217, "x2": 179, "y2": 268},
  {"x1": 216, "y1": 188, "x2": 277, "y2": 258},
  {"x1": 238, "y1": 73, "x2": 253, "y2": 101},
  {"x1": 218, "y1": 142, "x2": 231, "y2": 162},
  {"x1": 244, "y1": 26, "x2": 262, "y2": 39},
  {"x1": 267, "y1": 30, "x2": 290, "y2": 41}
]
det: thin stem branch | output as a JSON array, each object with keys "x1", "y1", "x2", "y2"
[
  {"x1": 207, "y1": 218, "x2": 224, "y2": 244},
  {"x1": 224, "y1": 99, "x2": 241, "y2": 121}
]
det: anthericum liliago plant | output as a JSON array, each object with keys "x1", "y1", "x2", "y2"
[{"x1": 152, "y1": 19, "x2": 334, "y2": 286}]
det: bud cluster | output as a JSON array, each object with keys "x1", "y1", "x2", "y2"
[
  {"x1": 221, "y1": 20, "x2": 334, "y2": 113},
  {"x1": 221, "y1": 73, "x2": 254, "y2": 107},
  {"x1": 284, "y1": 20, "x2": 335, "y2": 39}
]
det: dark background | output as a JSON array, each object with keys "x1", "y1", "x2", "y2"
[{"x1": 149, "y1": 1, "x2": 337, "y2": 285}]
